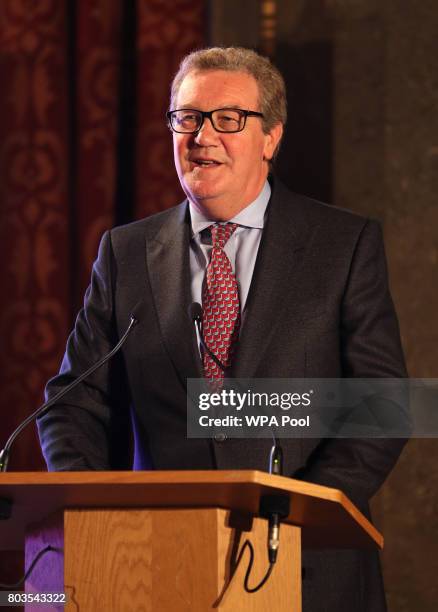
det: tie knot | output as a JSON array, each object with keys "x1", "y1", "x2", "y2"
[{"x1": 210, "y1": 223, "x2": 238, "y2": 249}]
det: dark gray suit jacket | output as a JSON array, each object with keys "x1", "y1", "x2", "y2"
[{"x1": 38, "y1": 178, "x2": 407, "y2": 611}]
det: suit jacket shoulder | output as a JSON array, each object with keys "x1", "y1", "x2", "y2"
[
  {"x1": 268, "y1": 178, "x2": 372, "y2": 246},
  {"x1": 109, "y1": 199, "x2": 188, "y2": 249}
]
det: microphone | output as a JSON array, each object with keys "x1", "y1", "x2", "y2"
[
  {"x1": 0, "y1": 307, "x2": 140, "y2": 472},
  {"x1": 188, "y1": 302, "x2": 227, "y2": 372},
  {"x1": 259, "y1": 434, "x2": 289, "y2": 564},
  {"x1": 188, "y1": 302, "x2": 202, "y2": 324},
  {"x1": 269, "y1": 438, "x2": 283, "y2": 475}
]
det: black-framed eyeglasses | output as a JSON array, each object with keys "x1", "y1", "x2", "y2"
[{"x1": 166, "y1": 108, "x2": 264, "y2": 134}]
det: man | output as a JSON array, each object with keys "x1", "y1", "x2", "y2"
[{"x1": 38, "y1": 47, "x2": 407, "y2": 611}]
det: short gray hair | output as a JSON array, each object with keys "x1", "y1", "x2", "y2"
[{"x1": 170, "y1": 46, "x2": 287, "y2": 141}]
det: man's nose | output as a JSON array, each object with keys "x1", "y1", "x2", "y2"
[{"x1": 194, "y1": 117, "x2": 219, "y2": 145}]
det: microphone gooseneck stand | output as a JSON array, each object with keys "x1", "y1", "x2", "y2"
[
  {"x1": 189, "y1": 303, "x2": 291, "y2": 594},
  {"x1": 0, "y1": 311, "x2": 139, "y2": 474}
]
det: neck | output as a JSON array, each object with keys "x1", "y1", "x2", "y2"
[{"x1": 190, "y1": 182, "x2": 268, "y2": 222}]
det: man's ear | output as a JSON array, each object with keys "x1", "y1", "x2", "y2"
[{"x1": 263, "y1": 122, "x2": 283, "y2": 161}]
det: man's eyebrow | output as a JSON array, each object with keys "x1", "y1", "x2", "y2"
[{"x1": 176, "y1": 104, "x2": 244, "y2": 109}]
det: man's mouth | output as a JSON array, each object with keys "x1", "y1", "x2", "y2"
[{"x1": 190, "y1": 158, "x2": 222, "y2": 167}]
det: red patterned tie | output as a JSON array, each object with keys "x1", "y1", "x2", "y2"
[{"x1": 202, "y1": 223, "x2": 240, "y2": 384}]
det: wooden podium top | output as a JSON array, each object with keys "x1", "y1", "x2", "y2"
[{"x1": 0, "y1": 470, "x2": 382, "y2": 551}]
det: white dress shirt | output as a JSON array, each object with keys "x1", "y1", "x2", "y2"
[{"x1": 189, "y1": 180, "x2": 271, "y2": 320}]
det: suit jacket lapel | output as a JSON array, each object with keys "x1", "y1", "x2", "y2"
[
  {"x1": 145, "y1": 202, "x2": 203, "y2": 387},
  {"x1": 144, "y1": 181, "x2": 315, "y2": 383},
  {"x1": 231, "y1": 180, "x2": 311, "y2": 378}
]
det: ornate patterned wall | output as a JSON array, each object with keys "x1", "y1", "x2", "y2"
[
  {"x1": 0, "y1": 0, "x2": 204, "y2": 590},
  {"x1": 0, "y1": 0, "x2": 204, "y2": 473},
  {"x1": 135, "y1": 0, "x2": 204, "y2": 217},
  {"x1": 74, "y1": 0, "x2": 123, "y2": 302},
  {"x1": 0, "y1": 1, "x2": 70, "y2": 471}
]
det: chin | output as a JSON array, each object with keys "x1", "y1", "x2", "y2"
[{"x1": 184, "y1": 179, "x2": 222, "y2": 203}]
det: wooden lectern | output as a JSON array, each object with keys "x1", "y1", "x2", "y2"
[{"x1": 0, "y1": 470, "x2": 382, "y2": 611}]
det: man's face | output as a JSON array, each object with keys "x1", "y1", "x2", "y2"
[{"x1": 172, "y1": 70, "x2": 283, "y2": 220}]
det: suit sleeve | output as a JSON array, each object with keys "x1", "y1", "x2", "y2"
[
  {"x1": 295, "y1": 220, "x2": 409, "y2": 508},
  {"x1": 37, "y1": 230, "x2": 132, "y2": 471}
]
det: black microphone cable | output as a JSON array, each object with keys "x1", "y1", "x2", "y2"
[
  {"x1": 188, "y1": 302, "x2": 227, "y2": 372},
  {"x1": 0, "y1": 545, "x2": 62, "y2": 589},
  {"x1": 234, "y1": 540, "x2": 274, "y2": 593}
]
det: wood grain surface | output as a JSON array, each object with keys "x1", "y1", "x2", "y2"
[
  {"x1": 62, "y1": 508, "x2": 300, "y2": 612},
  {"x1": 0, "y1": 470, "x2": 382, "y2": 551}
]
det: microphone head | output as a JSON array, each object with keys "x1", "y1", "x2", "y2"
[
  {"x1": 188, "y1": 302, "x2": 203, "y2": 323},
  {"x1": 269, "y1": 444, "x2": 283, "y2": 475},
  {"x1": 130, "y1": 300, "x2": 143, "y2": 325}
]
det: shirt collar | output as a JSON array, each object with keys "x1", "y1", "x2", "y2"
[{"x1": 189, "y1": 180, "x2": 271, "y2": 237}]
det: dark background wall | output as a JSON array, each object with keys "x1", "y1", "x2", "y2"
[
  {"x1": 211, "y1": 1, "x2": 438, "y2": 610},
  {"x1": 331, "y1": 4, "x2": 438, "y2": 610}
]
